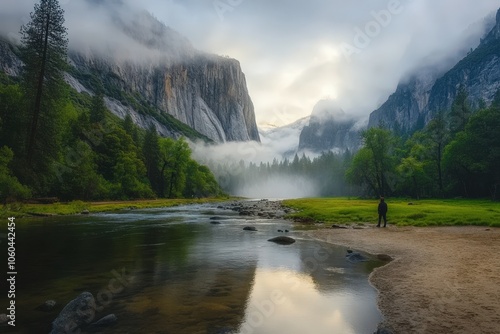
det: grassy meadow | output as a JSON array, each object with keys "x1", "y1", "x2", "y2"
[{"x1": 283, "y1": 198, "x2": 500, "y2": 227}]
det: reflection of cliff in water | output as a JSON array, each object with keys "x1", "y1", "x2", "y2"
[
  {"x1": 109, "y1": 220, "x2": 258, "y2": 334},
  {"x1": 12, "y1": 213, "x2": 258, "y2": 334}
]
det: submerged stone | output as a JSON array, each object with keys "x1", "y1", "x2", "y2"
[
  {"x1": 268, "y1": 236, "x2": 296, "y2": 245},
  {"x1": 90, "y1": 314, "x2": 117, "y2": 328},
  {"x1": 51, "y1": 292, "x2": 96, "y2": 334},
  {"x1": 36, "y1": 300, "x2": 57, "y2": 312},
  {"x1": 346, "y1": 252, "x2": 369, "y2": 263}
]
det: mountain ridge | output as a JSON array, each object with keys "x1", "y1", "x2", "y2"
[{"x1": 368, "y1": 8, "x2": 500, "y2": 132}]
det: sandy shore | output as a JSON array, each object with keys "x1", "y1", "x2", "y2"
[{"x1": 308, "y1": 226, "x2": 500, "y2": 334}]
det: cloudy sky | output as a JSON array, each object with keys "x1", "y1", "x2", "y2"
[{"x1": 1, "y1": 0, "x2": 499, "y2": 128}]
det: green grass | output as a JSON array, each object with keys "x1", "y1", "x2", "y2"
[
  {"x1": 283, "y1": 198, "x2": 500, "y2": 227},
  {"x1": 0, "y1": 198, "x2": 228, "y2": 219}
]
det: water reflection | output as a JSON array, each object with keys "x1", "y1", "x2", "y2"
[
  {"x1": 238, "y1": 238, "x2": 382, "y2": 334},
  {"x1": 3, "y1": 204, "x2": 382, "y2": 334},
  {"x1": 241, "y1": 269, "x2": 358, "y2": 334}
]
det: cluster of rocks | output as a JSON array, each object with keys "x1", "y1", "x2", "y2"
[{"x1": 218, "y1": 199, "x2": 293, "y2": 219}]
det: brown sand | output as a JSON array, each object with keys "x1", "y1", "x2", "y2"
[{"x1": 308, "y1": 226, "x2": 500, "y2": 334}]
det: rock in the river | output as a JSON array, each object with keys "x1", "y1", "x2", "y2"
[
  {"x1": 346, "y1": 252, "x2": 369, "y2": 263},
  {"x1": 90, "y1": 314, "x2": 117, "y2": 328},
  {"x1": 268, "y1": 236, "x2": 296, "y2": 245},
  {"x1": 210, "y1": 221, "x2": 221, "y2": 225},
  {"x1": 36, "y1": 300, "x2": 57, "y2": 312},
  {"x1": 332, "y1": 224, "x2": 348, "y2": 229},
  {"x1": 51, "y1": 292, "x2": 96, "y2": 334},
  {"x1": 81, "y1": 209, "x2": 90, "y2": 215},
  {"x1": 243, "y1": 226, "x2": 257, "y2": 231}
]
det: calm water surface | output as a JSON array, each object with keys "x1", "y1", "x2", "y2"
[{"x1": 3, "y1": 202, "x2": 383, "y2": 334}]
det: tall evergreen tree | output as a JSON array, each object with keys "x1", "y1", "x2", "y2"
[
  {"x1": 20, "y1": 0, "x2": 68, "y2": 190},
  {"x1": 143, "y1": 125, "x2": 161, "y2": 195},
  {"x1": 449, "y1": 85, "x2": 471, "y2": 134},
  {"x1": 90, "y1": 93, "x2": 106, "y2": 124},
  {"x1": 425, "y1": 113, "x2": 449, "y2": 194}
]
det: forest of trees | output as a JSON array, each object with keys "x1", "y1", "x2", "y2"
[
  {"x1": 0, "y1": 0, "x2": 222, "y2": 204},
  {"x1": 347, "y1": 88, "x2": 500, "y2": 200}
]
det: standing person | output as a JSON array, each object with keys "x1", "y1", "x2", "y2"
[{"x1": 377, "y1": 197, "x2": 388, "y2": 228}]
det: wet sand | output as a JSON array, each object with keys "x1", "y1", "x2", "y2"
[{"x1": 308, "y1": 226, "x2": 500, "y2": 334}]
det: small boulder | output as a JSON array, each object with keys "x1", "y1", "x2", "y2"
[
  {"x1": 332, "y1": 224, "x2": 348, "y2": 229},
  {"x1": 243, "y1": 226, "x2": 257, "y2": 231},
  {"x1": 374, "y1": 328, "x2": 393, "y2": 334},
  {"x1": 90, "y1": 314, "x2": 117, "y2": 328},
  {"x1": 50, "y1": 292, "x2": 96, "y2": 334},
  {"x1": 81, "y1": 209, "x2": 90, "y2": 215},
  {"x1": 268, "y1": 236, "x2": 296, "y2": 245},
  {"x1": 346, "y1": 252, "x2": 368, "y2": 263},
  {"x1": 210, "y1": 221, "x2": 221, "y2": 225},
  {"x1": 36, "y1": 300, "x2": 57, "y2": 312}
]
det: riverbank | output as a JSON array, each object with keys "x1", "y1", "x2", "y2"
[
  {"x1": 283, "y1": 198, "x2": 500, "y2": 227},
  {"x1": 0, "y1": 198, "x2": 228, "y2": 218},
  {"x1": 307, "y1": 226, "x2": 500, "y2": 334}
]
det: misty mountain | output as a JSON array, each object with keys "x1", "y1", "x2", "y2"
[
  {"x1": 298, "y1": 100, "x2": 363, "y2": 153},
  {"x1": 0, "y1": 4, "x2": 260, "y2": 143},
  {"x1": 369, "y1": 8, "x2": 500, "y2": 132},
  {"x1": 259, "y1": 117, "x2": 310, "y2": 157}
]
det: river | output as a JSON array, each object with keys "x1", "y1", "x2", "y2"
[{"x1": 3, "y1": 201, "x2": 383, "y2": 334}]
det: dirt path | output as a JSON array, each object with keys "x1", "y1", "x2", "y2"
[{"x1": 307, "y1": 226, "x2": 500, "y2": 334}]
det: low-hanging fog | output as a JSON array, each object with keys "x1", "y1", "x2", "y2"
[{"x1": 190, "y1": 140, "x2": 323, "y2": 199}]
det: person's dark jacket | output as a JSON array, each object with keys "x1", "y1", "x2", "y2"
[{"x1": 378, "y1": 201, "x2": 388, "y2": 215}]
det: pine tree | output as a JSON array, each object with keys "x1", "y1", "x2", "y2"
[
  {"x1": 449, "y1": 85, "x2": 471, "y2": 134},
  {"x1": 90, "y1": 93, "x2": 106, "y2": 124},
  {"x1": 143, "y1": 125, "x2": 161, "y2": 195},
  {"x1": 20, "y1": 0, "x2": 68, "y2": 175}
]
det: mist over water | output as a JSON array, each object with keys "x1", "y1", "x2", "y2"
[
  {"x1": 234, "y1": 175, "x2": 319, "y2": 199},
  {"x1": 190, "y1": 140, "x2": 322, "y2": 199}
]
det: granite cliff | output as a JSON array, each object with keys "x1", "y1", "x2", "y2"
[
  {"x1": 368, "y1": 8, "x2": 500, "y2": 132},
  {"x1": 0, "y1": 5, "x2": 259, "y2": 143},
  {"x1": 298, "y1": 100, "x2": 362, "y2": 153}
]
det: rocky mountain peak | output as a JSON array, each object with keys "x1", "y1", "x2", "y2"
[
  {"x1": 310, "y1": 99, "x2": 349, "y2": 124},
  {"x1": 299, "y1": 100, "x2": 361, "y2": 152}
]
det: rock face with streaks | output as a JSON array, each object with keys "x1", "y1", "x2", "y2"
[
  {"x1": 368, "y1": 9, "x2": 500, "y2": 132},
  {"x1": 299, "y1": 99, "x2": 362, "y2": 152},
  {"x1": 0, "y1": 4, "x2": 260, "y2": 143}
]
